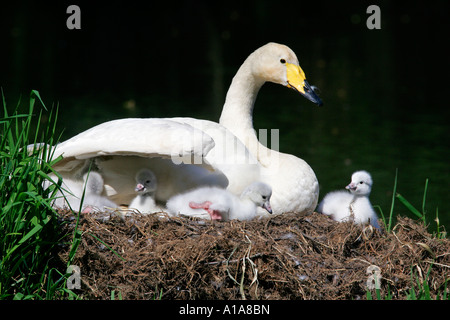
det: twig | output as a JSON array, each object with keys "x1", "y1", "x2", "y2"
[
  {"x1": 225, "y1": 247, "x2": 239, "y2": 285},
  {"x1": 205, "y1": 253, "x2": 265, "y2": 266},
  {"x1": 244, "y1": 235, "x2": 260, "y2": 299},
  {"x1": 239, "y1": 248, "x2": 246, "y2": 300},
  {"x1": 169, "y1": 216, "x2": 201, "y2": 233},
  {"x1": 223, "y1": 236, "x2": 261, "y2": 300},
  {"x1": 424, "y1": 260, "x2": 450, "y2": 269},
  {"x1": 290, "y1": 228, "x2": 332, "y2": 250},
  {"x1": 392, "y1": 230, "x2": 413, "y2": 250}
]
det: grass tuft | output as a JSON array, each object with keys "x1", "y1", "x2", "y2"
[
  {"x1": 0, "y1": 90, "x2": 77, "y2": 299},
  {"x1": 376, "y1": 169, "x2": 445, "y2": 238}
]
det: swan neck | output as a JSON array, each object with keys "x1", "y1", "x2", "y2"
[
  {"x1": 219, "y1": 57, "x2": 275, "y2": 162},
  {"x1": 219, "y1": 61, "x2": 265, "y2": 134}
]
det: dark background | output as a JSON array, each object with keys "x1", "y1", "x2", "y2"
[{"x1": 1, "y1": 0, "x2": 449, "y2": 229}]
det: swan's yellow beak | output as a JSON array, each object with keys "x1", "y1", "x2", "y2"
[{"x1": 286, "y1": 63, "x2": 323, "y2": 106}]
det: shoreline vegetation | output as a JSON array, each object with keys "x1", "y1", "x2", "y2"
[{"x1": 0, "y1": 91, "x2": 448, "y2": 300}]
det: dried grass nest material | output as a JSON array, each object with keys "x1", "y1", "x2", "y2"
[{"x1": 57, "y1": 210, "x2": 449, "y2": 300}]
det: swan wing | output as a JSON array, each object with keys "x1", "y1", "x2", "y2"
[
  {"x1": 47, "y1": 118, "x2": 228, "y2": 205},
  {"x1": 52, "y1": 118, "x2": 215, "y2": 172}
]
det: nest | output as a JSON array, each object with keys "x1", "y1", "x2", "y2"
[{"x1": 56, "y1": 210, "x2": 449, "y2": 300}]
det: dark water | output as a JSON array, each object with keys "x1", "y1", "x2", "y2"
[{"x1": 1, "y1": 1, "x2": 448, "y2": 230}]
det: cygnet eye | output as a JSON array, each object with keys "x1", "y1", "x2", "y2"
[
  {"x1": 146, "y1": 180, "x2": 151, "y2": 184},
  {"x1": 359, "y1": 181, "x2": 364, "y2": 184},
  {"x1": 280, "y1": 58, "x2": 286, "y2": 64}
]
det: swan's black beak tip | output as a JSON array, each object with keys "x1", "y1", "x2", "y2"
[{"x1": 303, "y1": 80, "x2": 323, "y2": 106}]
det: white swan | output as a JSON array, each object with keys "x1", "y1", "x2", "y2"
[
  {"x1": 50, "y1": 43, "x2": 322, "y2": 215},
  {"x1": 166, "y1": 182, "x2": 272, "y2": 221},
  {"x1": 129, "y1": 169, "x2": 161, "y2": 214},
  {"x1": 317, "y1": 170, "x2": 380, "y2": 228},
  {"x1": 218, "y1": 42, "x2": 322, "y2": 215}
]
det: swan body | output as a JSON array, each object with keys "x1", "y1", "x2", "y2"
[
  {"x1": 129, "y1": 169, "x2": 161, "y2": 214},
  {"x1": 50, "y1": 43, "x2": 322, "y2": 215},
  {"x1": 317, "y1": 171, "x2": 380, "y2": 228},
  {"x1": 166, "y1": 182, "x2": 272, "y2": 221}
]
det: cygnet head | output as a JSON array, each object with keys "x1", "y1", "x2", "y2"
[
  {"x1": 83, "y1": 172, "x2": 104, "y2": 195},
  {"x1": 134, "y1": 169, "x2": 157, "y2": 195},
  {"x1": 241, "y1": 182, "x2": 273, "y2": 214},
  {"x1": 248, "y1": 42, "x2": 322, "y2": 106},
  {"x1": 345, "y1": 170, "x2": 373, "y2": 196}
]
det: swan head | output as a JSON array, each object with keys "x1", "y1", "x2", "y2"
[
  {"x1": 83, "y1": 172, "x2": 104, "y2": 195},
  {"x1": 241, "y1": 182, "x2": 273, "y2": 213},
  {"x1": 250, "y1": 42, "x2": 323, "y2": 106},
  {"x1": 134, "y1": 169, "x2": 157, "y2": 194},
  {"x1": 345, "y1": 170, "x2": 373, "y2": 196}
]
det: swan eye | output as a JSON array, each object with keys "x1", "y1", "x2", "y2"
[
  {"x1": 280, "y1": 59, "x2": 286, "y2": 64},
  {"x1": 262, "y1": 195, "x2": 267, "y2": 200},
  {"x1": 146, "y1": 180, "x2": 151, "y2": 184},
  {"x1": 359, "y1": 181, "x2": 364, "y2": 184}
]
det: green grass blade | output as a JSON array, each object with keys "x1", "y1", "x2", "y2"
[
  {"x1": 88, "y1": 233, "x2": 127, "y2": 262},
  {"x1": 387, "y1": 168, "x2": 398, "y2": 232},
  {"x1": 421, "y1": 178, "x2": 429, "y2": 224},
  {"x1": 396, "y1": 193, "x2": 423, "y2": 219},
  {"x1": 373, "y1": 205, "x2": 385, "y2": 227},
  {"x1": 30, "y1": 90, "x2": 47, "y2": 111}
]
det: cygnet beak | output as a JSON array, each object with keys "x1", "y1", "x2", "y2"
[
  {"x1": 345, "y1": 182, "x2": 357, "y2": 191},
  {"x1": 263, "y1": 201, "x2": 273, "y2": 214},
  {"x1": 135, "y1": 183, "x2": 146, "y2": 192}
]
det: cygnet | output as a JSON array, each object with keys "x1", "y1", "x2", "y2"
[
  {"x1": 80, "y1": 172, "x2": 118, "y2": 213},
  {"x1": 44, "y1": 176, "x2": 84, "y2": 211},
  {"x1": 317, "y1": 170, "x2": 380, "y2": 228},
  {"x1": 166, "y1": 181, "x2": 273, "y2": 221},
  {"x1": 129, "y1": 169, "x2": 161, "y2": 214},
  {"x1": 45, "y1": 172, "x2": 117, "y2": 213}
]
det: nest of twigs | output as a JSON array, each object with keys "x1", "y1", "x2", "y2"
[{"x1": 56, "y1": 210, "x2": 449, "y2": 300}]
